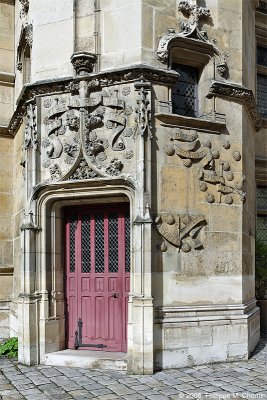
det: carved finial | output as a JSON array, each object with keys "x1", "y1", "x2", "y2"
[
  {"x1": 177, "y1": 1, "x2": 210, "y2": 38},
  {"x1": 144, "y1": 203, "x2": 151, "y2": 221}
]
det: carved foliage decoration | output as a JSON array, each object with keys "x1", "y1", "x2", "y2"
[
  {"x1": 68, "y1": 158, "x2": 101, "y2": 180},
  {"x1": 154, "y1": 213, "x2": 206, "y2": 252},
  {"x1": 157, "y1": 1, "x2": 228, "y2": 78},
  {"x1": 70, "y1": 52, "x2": 97, "y2": 76},
  {"x1": 165, "y1": 127, "x2": 245, "y2": 205}
]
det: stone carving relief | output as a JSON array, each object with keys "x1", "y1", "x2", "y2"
[
  {"x1": 24, "y1": 103, "x2": 37, "y2": 150},
  {"x1": 157, "y1": 1, "x2": 229, "y2": 78},
  {"x1": 154, "y1": 213, "x2": 206, "y2": 253},
  {"x1": 71, "y1": 52, "x2": 97, "y2": 75},
  {"x1": 40, "y1": 82, "x2": 138, "y2": 183},
  {"x1": 68, "y1": 158, "x2": 101, "y2": 180},
  {"x1": 8, "y1": 66, "x2": 177, "y2": 137},
  {"x1": 207, "y1": 81, "x2": 262, "y2": 132},
  {"x1": 165, "y1": 127, "x2": 245, "y2": 205}
]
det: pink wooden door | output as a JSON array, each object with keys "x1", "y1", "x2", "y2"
[{"x1": 65, "y1": 204, "x2": 130, "y2": 352}]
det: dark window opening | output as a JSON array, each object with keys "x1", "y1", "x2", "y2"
[
  {"x1": 257, "y1": 46, "x2": 267, "y2": 67},
  {"x1": 257, "y1": 74, "x2": 267, "y2": 118},
  {"x1": 172, "y1": 64, "x2": 198, "y2": 117},
  {"x1": 256, "y1": 187, "x2": 267, "y2": 272}
]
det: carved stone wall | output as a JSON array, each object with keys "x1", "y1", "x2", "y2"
[
  {"x1": 39, "y1": 83, "x2": 138, "y2": 184},
  {"x1": 0, "y1": 0, "x2": 261, "y2": 372}
]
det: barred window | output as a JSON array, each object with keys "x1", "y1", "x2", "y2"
[
  {"x1": 256, "y1": 187, "x2": 267, "y2": 269},
  {"x1": 257, "y1": 46, "x2": 267, "y2": 67},
  {"x1": 172, "y1": 64, "x2": 198, "y2": 118},
  {"x1": 257, "y1": 74, "x2": 267, "y2": 118}
]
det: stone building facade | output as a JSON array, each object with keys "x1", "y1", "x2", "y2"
[{"x1": 0, "y1": 0, "x2": 266, "y2": 374}]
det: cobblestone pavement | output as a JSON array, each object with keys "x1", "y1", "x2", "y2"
[{"x1": 0, "y1": 339, "x2": 266, "y2": 400}]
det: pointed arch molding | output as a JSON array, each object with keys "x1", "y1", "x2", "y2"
[{"x1": 156, "y1": 1, "x2": 228, "y2": 77}]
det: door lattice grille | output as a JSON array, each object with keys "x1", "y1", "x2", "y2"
[
  {"x1": 69, "y1": 216, "x2": 76, "y2": 273},
  {"x1": 81, "y1": 215, "x2": 91, "y2": 273},
  {"x1": 95, "y1": 214, "x2": 104, "y2": 273},
  {"x1": 108, "y1": 213, "x2": 119, "y2": 273},
  {"x1": 125, "y1": 213, "x2": 130, "y2": 272}
]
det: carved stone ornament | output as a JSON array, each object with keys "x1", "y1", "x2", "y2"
[
  {"x1": 68, "y1": 158, "x2": 101, "y2": 180},
  {"x1": 71, "y1": 52, "x2": 97, "y2": 76},
  {"x1": 165, "y1": 126, "x2": 246, "y2": 204},
  {"x1": 20, "y1": 211, "x2": 40, "y2": 232},
  {"x1": 16, "y1": 61, "x2": 23, "y2": 71},
  {"x1": 19, "y1": 0, "x2": 29, "y2": 19},
  {"x1": 207, "y1": 81, "x2": 262, "y2": 132},
  {"x1": 134, "y1": 80, "x2": 152, "y2": 137},
  {"x1": 25, "y1": 23, "x2": 33, "y2": 47},
  {"x1": 39, "y1": 79, "x2": 139, "y2": 183},
  {"x1": 7, "y1": 65, "x2": 177, "y2": 137},
  {"x1": 154, "y1": 213, "x2": 206, "y2": 252},
  {"x1": 156, "y1": 1, "x2": 229, "y2": 77},
  {"x1": 24, "y1": 103, "x2": 37, "y2": 150}
]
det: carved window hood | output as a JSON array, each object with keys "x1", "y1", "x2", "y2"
[
  {"x1": 159, "y1": 34, "x2": 218, "y2": 69},
  {"x1": 157, "y1": 2, "x2": 229, "y2": 77},
  {"x1": 155, "y1": 112, "x2": 226, "y2": 134}
]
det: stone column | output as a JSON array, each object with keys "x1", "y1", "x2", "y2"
[
  {"x1": 128, "y1": 80, "x2": 154, "y2": 374},
  {"x1": 18, "y1": 212, "x2": 41, "y2": 365}
]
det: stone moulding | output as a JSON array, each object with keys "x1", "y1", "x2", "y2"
[
  {"x1": 155, "y1": 113, "x2": 226, "y2": 134},
  {"x1": 7, "y1": 65, "x2": 178, "y2": 137},
  {"x1": 155, "y1": 299, "x2": 259, "y2": 323},
  {"x1": 207, "y1": 80, "x2": 263, "y2": 132}
]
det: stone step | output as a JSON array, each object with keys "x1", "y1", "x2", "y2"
[{"x1": 45, "y1": 349, "x2": 127, "y2": 371}]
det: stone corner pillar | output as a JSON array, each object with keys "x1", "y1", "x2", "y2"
[{"x1": 127, "y1": 207, "x2": 154, "y2": 375}]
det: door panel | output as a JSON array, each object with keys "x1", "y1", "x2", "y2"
[{"x1": 65, "y1": 204, "x2": 130, "y2": 352}]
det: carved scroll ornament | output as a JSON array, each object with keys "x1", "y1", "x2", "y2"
[
  {"x1": 165, "y1": 127, "x2": 245, "y2": 205},
  {"x1": 154, "y1": 213, "x2": 206, "y2": 253}
]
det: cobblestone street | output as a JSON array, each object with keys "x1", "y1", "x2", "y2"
[{"x1": 0, "y1": 340, "x2": 266, "y2": 400}]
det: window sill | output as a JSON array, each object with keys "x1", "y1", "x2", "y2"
[{"x1": 155, "y1": 112, "x2": 226, "y2": 134}]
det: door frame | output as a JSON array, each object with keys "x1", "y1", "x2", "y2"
[{"x1": 18, "y1": 180, "x2": 154, "y2": 374}]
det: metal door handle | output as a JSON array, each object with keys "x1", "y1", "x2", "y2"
[{"x1": 112, "y1": 292, "x2": 119, "y2": 298}]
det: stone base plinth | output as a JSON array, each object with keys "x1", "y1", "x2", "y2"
[{"x1": 154, "y1": 302, "x2": 260, "y2": 370}]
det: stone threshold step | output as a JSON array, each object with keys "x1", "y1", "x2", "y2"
[{"x1": 45, "y1": 349, "x2": 127, "y2": 370}]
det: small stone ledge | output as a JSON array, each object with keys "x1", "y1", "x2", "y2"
[
  {"x1": 256, "y1": 156, "x2": 267, "y2": 185},
  {"x1": 0, "y1": 71, "x2": 15, "y2": 85},
  {"x1": 207, "y1": 80, "x2": 262, "y2": 132},
  {"x1": 155, "y1": 112, "x2": 226, "y2": 134},
  {"x1": 0, "y1": 267, "x2": 14, "y2": 276},
  {"x1": 0, "y1": 125, "x2": 12, "y2": 138}
]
